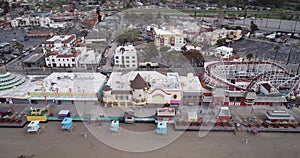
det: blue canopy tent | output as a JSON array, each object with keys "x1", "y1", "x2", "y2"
[
  {"x1": 61, "y1": 117, "x2": 73, "y2": 131},
  {"x1": 156, "y1": 121, "x2": 167, "y2": 135},
  {"x1": 110, "y1": 120, "x2": 119, "y2": 132}
]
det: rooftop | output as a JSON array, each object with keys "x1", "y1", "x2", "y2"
[
  {"x1": 106, "y1": 71, "x2": 201, "y2": 93},
  {"x1": 78, "y1": 50, "x2": 102, "y2": 64},
  {"x1": 42, "y1": 34, "x2": 76, "y2": 44},
  {"x1": 24, "y1": 53, "x2": 45, "y2": 63},
  {"x1": 28, "y1": 72, "x2": 106, "y2": 95}
]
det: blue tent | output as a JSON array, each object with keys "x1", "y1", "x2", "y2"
[
  {"x1": 156, "y1": 121, "x2": 167, "y2": 135},
  {"x1": 61, "y1": 117, "x2": 73, "y2": 131},
  {"x1": 110, "y1": 120, "x2": 119, "y2": 132}
]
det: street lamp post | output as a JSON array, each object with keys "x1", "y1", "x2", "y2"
[
  {"x1": 278, "y1": 19, "x2": 282, "y2": 30},
  {"x1": 265, "y1": 14, "x2": 269, "y2": 28},
  {"x1": 293, "y1": 21, "x2": 297, "y2": 31}
]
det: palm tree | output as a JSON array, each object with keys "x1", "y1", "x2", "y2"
[
  {"x1": 246, "y1": 53, "x2": 253, "y2": 61},
  {"x1": 273, "y1": 45, "x2": 281, "y2": 62},
  {"x1": 120, "y1": 47, "x2": 125, "y2": 54}
]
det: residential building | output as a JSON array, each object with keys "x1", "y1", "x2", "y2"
[
  {"x1": 152, "y1": 27, "x2": 185, "y2": 48},
  {"x1": 215, "y1": 46, "x2": 233, "y2": 59},
  {"x1": 226, "y1": 30, "x2": 242, "y2": 41},
  {"x1": 26, "y1": 31, "x2": 54, "y2": 37},
  {"x1": 85, "y1": 30, "x2": 108, "y2": 44},
  {"x1": 10, "y1": 16, "x2": 51, "y2": 27},
  {"x1": 199, "y1": 29, "x2": 226, "y2": 46},
  {"x1": 42, "y1": 34, "x2": 77, "y2": 52},
  {"x1": 45, "y1": 50, "x2": 80, "y2": 68},
  {"x1": 114, "y1": 45, "x2": 138, "y2": 69},
  {"x1": 78, "y1": 49, "x2": 102, "y2": 70},
  {"x1": 49, "y1": 22, "x2": 67, "y2": 28},
  {"x1": 102, "y1": 71, "x2": 201, "y2": 107}
]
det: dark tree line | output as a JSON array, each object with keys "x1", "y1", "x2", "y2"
[{"x1": 184, "y1": 0, "x2": 289, "y2": 8}]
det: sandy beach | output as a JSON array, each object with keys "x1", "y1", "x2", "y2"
[{"x1": 0, "y1": 122, "x2": 299, "y2": 158}]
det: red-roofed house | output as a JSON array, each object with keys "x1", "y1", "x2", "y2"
[
  {"x1": 43, "y1": 34, "x2": 81, "y2": 68},
  {"x1": 42, "y1": 34, "x2": 77, "y2": 49}
]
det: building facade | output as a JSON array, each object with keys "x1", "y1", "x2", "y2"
[
  {"x1": 45, "y1": 52, "x2": 79, "y2": 68},
  {"x1": 114, "y1": 45, "x2": 138, "y2": 69},
  {"x1": 102, "y1": 71, "x2": 201, "y2": 107},
  {"x1": 43, "y1": 34, "x2": 80, "y2": 68},
  {"x1": 152, "y1": 27, "x2": 185, "y2": 48}
]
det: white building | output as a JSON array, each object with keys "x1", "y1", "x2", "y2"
[
  {"x1": 28, "y1": 72, "x2": 107, "y2": 102},
  {"x1": 215, "y1": 46, "x2": 233, "y2": 59},
  {"x1": 10, "y1": 16, "x2": 52, "y2": 27},
  {"x1": 102, "y1": 71, "x2": 201, "y2": 107},
  {"x1": 43, "y1": 34, "x2": 80, "y2": 68},
  {"x1": 49, "y1": 22, "x2": 67, "y2": 28},
  {"x1": 114, "y1": 45, "x2": 137, "y2": 69},
  {"x1": 45, "y1": 49, "x2": 80, "y2": 68},
  {"x1": 152, "y1": 27, "x2": 185, "y2": 48}
]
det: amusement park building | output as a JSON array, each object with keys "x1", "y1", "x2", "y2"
[
  {"x1": 102, "y1": 71, "x2": 202, "y2": 107},
  {"x1": 200, "y1": 61, "x2": 300, "y2": 106},
  {"x1": 27, "y1": 72, "x2": 106, "y2": 104}
]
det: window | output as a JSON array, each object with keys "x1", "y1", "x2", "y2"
[
  {"x1": 115, "y1": 56, "x2": 119, "y2": 59},
  {"x1": 132, "y1": 61, "x2": 135, "y2": 63},
  {"x1": 126, "y1": 56, "x2": 129, "y2": 59},
  {"x1": 126, "y1": 96, "x2": 129, "y2": 100},
  {"x1": 115, "y1": 96, "x2": 118, "y2": 100},
  {"x1": 115, "y1": 61, "x2": 119, "y2": 63},
  {"x1": 58, "y1": 59, "x2": 60, "y2": 61},
  {"x1": 132, "y1": 56, "x2": 135, "y2": 59},
  {"x1": 72, "y1": 59, "x2": 75, "y2": 62},
  {"x1": 126, "y1": 65, "x2": 130, "y2": 67},
  {"x1": 66, "y1": 59, "x2": 69, "y2": 61},
  {"x1": 46, "y1": 59, "x2": 49, "y2": 61},
  {"x1": 120, "y1": 96, "x2": 124, "y2": 100},
  {"x1": 52, "y1": 59, "x2": 55, "y2": 62},
  {"x1": 62, "y1": 59, "x2": 64, "y2": 61},
  {"x1": 126, "y1": 61, "x2": 130, "y2": 63}
]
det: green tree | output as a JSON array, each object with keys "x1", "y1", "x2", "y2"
[
  {"x1": 143, "y1": 43, "x2": 158, "y2": 62},
  {"x1": 246, "y1": 53, "x2": 253, "y2": 61},
  {"x1": 216, "y1": 38, "x2": 226, "y2": 46},
  {"x1": 14, "y1": 42, "x2": 24, "y2": 53},
  {"x1": 120, "y1": 47, "x2": 125, "y2": 54},
  {"x1": 80, "y1": 29, "x2": 89, "y2": 37},
  {"x1": 273, "y1": 45, "x2": 281, "y2": 62},
  {"x1": 114, "y1": 28, "x2": 140, "y2": 44}
]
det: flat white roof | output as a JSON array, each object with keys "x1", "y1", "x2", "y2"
[
  {"x1": 28, "y1": 72, "x2": 106, "y2": 94},
  {"x1": 107, "y1": 71, "x2": 181, "y2": 91},
  {"x1": 154, "y1": 28, "x2": 182, "y2": 36},
  {"x1": 179, "y1": 74, "x2": 202, "y2": 92},
  {"x1": 107, "y1": 71, "x2": 200, "y2": 93},
  {"x1": 216, "y1": 46, "x2": 233, "y2": 52}
]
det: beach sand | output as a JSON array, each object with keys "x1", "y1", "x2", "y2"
[{"x1": 0, "y1": 122, "x2": 299, "y2": 158}]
